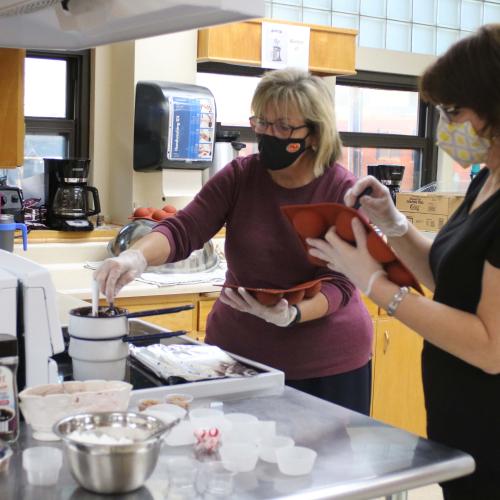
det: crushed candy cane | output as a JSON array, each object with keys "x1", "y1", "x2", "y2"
[{"x1": 193, "y1": 428, "x2": 220, "y2": 457}]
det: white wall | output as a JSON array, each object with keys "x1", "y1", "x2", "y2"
[{"x1": 90, "y1": 30, "x2": 198, "y2": 224}]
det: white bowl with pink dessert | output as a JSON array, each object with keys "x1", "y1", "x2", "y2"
[{"x1": 19, "y1": 380, "x2": 132, "y2": 441}]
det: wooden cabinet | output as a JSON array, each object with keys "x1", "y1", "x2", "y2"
[
  {"x1": 371, "y1": 316, "x2": 426, "y2": 437},
  {"x1": 198, "y1": 18, "x2": 357, "y2": 76},
  {"x1": 0, "y1": 48, "x2": 24, "y2": 168}
]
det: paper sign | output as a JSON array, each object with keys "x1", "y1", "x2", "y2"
[
  {"x1": 261, "y1": 22, "x2": 310, "y2": 71},
  {"x1": 167, "y1": 96, "x2": 215, "y2": 162}
]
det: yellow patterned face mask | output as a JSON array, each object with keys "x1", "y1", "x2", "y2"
[{"x1": 436, "y1": 117, "x2": 491, "y2": 167}]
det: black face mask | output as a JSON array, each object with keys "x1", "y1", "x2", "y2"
[{"x1": 257, "y1": 134, "x2": 309, "y2": 171}]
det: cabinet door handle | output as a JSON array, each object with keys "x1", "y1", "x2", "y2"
[{"x1": 383, "y1": 330, "x2": 390, "y2": 354}]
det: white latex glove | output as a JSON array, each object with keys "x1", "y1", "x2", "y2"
[
  {"x1": 307, "y1": 218, "x2": 386, "y2": 296},
  {"x1": 344, "y1": 176, "x2": 409, "y2": 237},
  {"x1": 93, "y1": 249, "x2": 148, "y2": 302},
  {"x1": 219, "y1": 287, "x2": 298, "y2": 327}
]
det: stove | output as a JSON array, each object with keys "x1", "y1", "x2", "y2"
[{"x1": 54, "y1": 319, "x2": 285, "y2": 402}]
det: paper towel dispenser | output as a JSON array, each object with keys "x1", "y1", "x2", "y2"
[{"x1": 133, "y1": 81, "x2": 216, "y2": 172}]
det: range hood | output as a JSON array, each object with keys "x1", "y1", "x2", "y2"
[{"x1": 0, "y1": 0, "x2": 264, "y2": 50}]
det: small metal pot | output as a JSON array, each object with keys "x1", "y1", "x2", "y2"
[{"x1": 68, "y1": 304, "x2": 194, "y2": 340}]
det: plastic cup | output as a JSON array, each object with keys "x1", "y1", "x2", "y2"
[
  {"x1": 189, "y1": 408, "x2": 229, "y2": 433},
  {"x1": 257, "y1": 420, "x2": 277, "y2": 441},
  {"x1": 197, "y1": 460, "x2": 235, "y2": 497},
  {"x1": 164, "y1": 393, "x2": 194, "y2": 410},
  {"x1": 165, "y1": 455, "x2": 198, "y2": 496},
  {"x1": 259, "y1": 435, "x2": 295, "y2": 463},
  {"x1": 276, "y1": 445, "x2": 317, "y2": 476},
  {"x1": 22, "y1": 446, "x2": 63, "y2": 486},
  {"x1": 164, "y1": 420, "x2": 196, "y2": 446},
  {"x1": 144, "y1": 403, "x2": 186, "y2": 424},
  {"x1": 219, "y1": 442, "x2": 259, "y2": 473}
]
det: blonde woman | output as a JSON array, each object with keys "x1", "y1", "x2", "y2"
[{"x1": 95, "y1": 68, "x2": 373, "y2": 413}]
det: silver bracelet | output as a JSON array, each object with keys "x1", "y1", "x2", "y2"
[{"x1": 386, "y1": 286, "x2": 409, "y2": 316}]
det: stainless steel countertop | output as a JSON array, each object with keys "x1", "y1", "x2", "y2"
[{"x1": 1, "y1": 387, "x2": 474, "y2": 500}]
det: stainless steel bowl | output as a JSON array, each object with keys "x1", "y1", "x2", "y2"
[
  {"x1": 53, "y1": 412, "x2": 174, "y2": 494},
  {"x1": 107, "y1": 219, "x2": 219, "y2": 274}
]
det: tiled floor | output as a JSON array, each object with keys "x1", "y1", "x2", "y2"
[{"x1": 373, "y1": 483, "x2": 443, "y2": 499}]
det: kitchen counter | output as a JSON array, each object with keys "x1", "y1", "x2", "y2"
[
  {"x1": 2, "y1": 387, "x2": 474, "y2": 500},
  {"x1": 15, "y1": 240, "x2": 225, "y2": 300}
]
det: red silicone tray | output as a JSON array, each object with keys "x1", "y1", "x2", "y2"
[
  {"x1": 281, "y1": 203, "x2": 423, "y2": 295},
  {"x1": 216, "y1": 277, "x2": 332, "y2": 306}
]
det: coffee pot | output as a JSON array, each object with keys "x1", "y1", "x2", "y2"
[
  {"x1": 52, "y1": 185, "x2": 100, "y2": 219},
  {"x1": 202, "y1": 124, "x2": 245, "y2": 184},
  {"x1": 44, "y1": 158, "x2": 101, "y2": 231},
  {"x1": 367, "y1": 164, "x2": 405, "y2": 204}
]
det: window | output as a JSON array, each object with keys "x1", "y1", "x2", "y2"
[
  {"x1": 197, "y1": 67, "x2": 438, "y2": 189},
  {"x1": 23, "y1": 50, "x2": 90, "y2": 182},
  {"x1": 336, "y1": 71, "x2": 436, "y2": 190}
]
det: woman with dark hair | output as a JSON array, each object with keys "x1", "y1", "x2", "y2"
[
  {"x1": 308, "y1": 24, "x2": 500, "y2": 500},
  {"x1": 95, "y1": 68, "x2": 373, "y2": 414}
]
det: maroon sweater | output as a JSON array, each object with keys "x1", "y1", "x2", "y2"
[{"x1": 153, "y1": 154, "x2": 372, "y2": 379}]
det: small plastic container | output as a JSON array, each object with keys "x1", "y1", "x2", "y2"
[
  {"x1": 224, "y1": 413, "x2": 259, "y2": 432},
  {"x1": 137, "y1": 398, "x2": 161, "y2": 412},
  {"x1": 164, "y1": 393, "x2": 194, "y2": 410},
  {"x1": 144, "y1": 403, "x2": 186, "y2": 423},
  {"x1": 257, "y1": 420, "x2": 277, "y2": 441},
  {"x1": 219, "y1": 442, "x2": 260, "y2": 473},
  {"x1": 189, "y1": 408, "x2": 229, "y2": 433},
  {"x1": 197, "y1": 461, "x2": 235, "y2": 497},
  {"x1": 22, "y1": 446, "x2": 63, "y2": 486},
  {"x1": 259, "y1": 435, "x2": 295, "y2": 463},
  {"x1": 164, "y1": 420, "x2": 196, "y2": 447},
  {"x1": 164, "y1": 455, "x2": 198, "y2": 496},
  {"x1": 276, "y1": 445, "x2": 317, "y2": 476}
]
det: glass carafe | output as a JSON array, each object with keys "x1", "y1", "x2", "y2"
[{"x1": 52, "y1": 185, "x2": 100, "y2": 218}]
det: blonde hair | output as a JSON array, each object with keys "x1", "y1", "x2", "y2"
[{"x1": 251, "y1": 68, "x2": 342, "y2": 177}]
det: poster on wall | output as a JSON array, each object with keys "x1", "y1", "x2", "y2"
[
  {"x1": 261, "y1": 22, "x2": 310, "y2": 71},
  {"x1": 167, "y1": 96, "x2": 215, "y2": 162}
]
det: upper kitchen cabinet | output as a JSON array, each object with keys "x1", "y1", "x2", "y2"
[
  {"x1": 198, "y1": 19, "x2": 357, "y2": 76},
  {"x1": 0, "y1": 48, "x2": 24, "y2": 168}
]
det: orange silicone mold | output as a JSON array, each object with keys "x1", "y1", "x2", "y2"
[
  {"x1": 281, "y1": 203, "x2": 423, "y2": 294},
  {"x1": 217, "y1": 277, "x2": 332, "y2": 306}
]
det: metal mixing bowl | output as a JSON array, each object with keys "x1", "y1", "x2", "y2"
[
  {"x1": 53, "y1": 412, "x2": 173, "y2": 494},
  {"x1": 107, "y1": 219, "x2": 219, "y2": 274}
]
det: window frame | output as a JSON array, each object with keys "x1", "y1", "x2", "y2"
[
  {"x1": 336, "y1": 70, "x2": 438, "y2": 187},
  {"x1": 24, "y1": 49, "x2": 90, "y2": 159}
]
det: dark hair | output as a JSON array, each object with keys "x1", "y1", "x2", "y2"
[{"x1": 419, "y1": 24, "x2": 500, "y2": 136}]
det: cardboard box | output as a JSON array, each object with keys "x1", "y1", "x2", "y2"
[
  {"x1": 401, "y1": 211, "x2": 449, "y2": 232},
  {"x1": 396, "y1": 192, "x2": 464, "y2": 216}
]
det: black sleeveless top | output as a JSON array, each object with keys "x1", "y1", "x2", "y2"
[{"x1": 424, "y1": 167, "x2": 500, "y2": 484}]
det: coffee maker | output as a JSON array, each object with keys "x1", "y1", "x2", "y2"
[
  {"x1": 367, "y1": 164, "x2": 405, "y2": 204},
  {"x1": 44, "y1": 158, "x2": 101, "y2": 231},
  {"x1": 202, "y1": 124, "x2": 246, "y2": 184}
]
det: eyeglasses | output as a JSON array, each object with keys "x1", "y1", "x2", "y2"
[
  {"x1": 436, "y1": 104, "x2": 461, "y2": 124},
  {"x1": 249, "y1": 116, "x2": 310, "y2": 139}
]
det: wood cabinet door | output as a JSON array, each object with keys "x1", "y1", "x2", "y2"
[
  {"x1": 111, "y1": 295, "x2": 198, "y2": 334},
  {"x1": 0, "y1": 49, "x2": 24, "y2": 167},
  {"x1": 372, "y1": 317, "x2": 427, "y2": 437}
]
